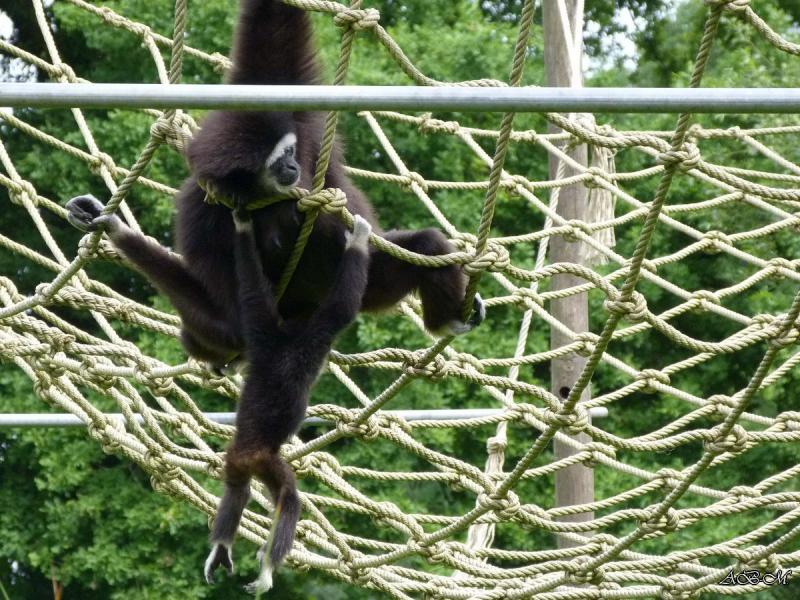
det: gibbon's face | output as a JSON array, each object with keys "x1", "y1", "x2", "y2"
[{"x1": 260, "y1": 132, "x2": 300, "y2": 194}]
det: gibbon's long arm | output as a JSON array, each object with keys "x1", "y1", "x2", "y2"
[{"x1": 65, "y1": 195, "x2": 243, "y2": 357}]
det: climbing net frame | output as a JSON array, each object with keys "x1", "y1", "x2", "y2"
[{"x1": 2, "y1": 0, "x2": 800, "y2": 598}]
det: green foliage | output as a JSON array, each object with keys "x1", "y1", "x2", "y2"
[{"x1": 2, "y1": 0, "x2": 800, "y2": 598}]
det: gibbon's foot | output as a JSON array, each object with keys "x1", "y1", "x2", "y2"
[
  {"x1": 221, "y1": 356, "x2": 248, "y2": 377},
  {"x1": 345, "y1": 215, "x2": 372, "y2": 252},
  {"x1": 66, "y1": 194, "x2": 122, "y2": 234},
  {"x1": 204, "y1": 543, "x2": 234, "y2": 584},
  {"x1": 444, "y1": 293, "x2": 486, "y2": 336},
  {"x1": 244, "y1": 563, "x2": 274, "y2": 595}
]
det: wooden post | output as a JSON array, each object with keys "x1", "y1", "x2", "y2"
[{"x1": 543, "y1": 0, "x2": 594, "y2": 549}]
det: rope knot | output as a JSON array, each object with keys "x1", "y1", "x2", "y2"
[
  {"x1": 603, "y1": 290, "x2": 648, "y2": 322},
  {"x1": 543, "y1": 405, "x2": 589, "y2": 435},
  {"x1": 297, "y1": 188, "x2": 348, "y2": 214},
  {"x1": 582, "y1": 442, "x2": 616, "y2": 468},
  {"x1": 333, "y1": 8, "x2": 380, "y2": 30},
  {"x1": 655, "y1": 468, "x2": 683, "y2": 487},
  {"x1": 728, "y1": 485, "x2": 761, "y2": 503},
  {"x1": 335, "y1": 412, "x2": 381, "y2": 441},
  {"x1": 701, "y1": 230, "x2": 731, "y2": 253},
  {"x1": 656, "y1": 143, "x2": 701, "y2": 171},
  {"x1": 403, "y1": 171, "x2": 428, "y2": 193},
  {"x1": 89, "y1": 152, "x2": 117, "y2": 176},
  {"x1": 464, "y1": 241, "x2": 510, "y2": 275},
  {"x1": 739, "y1": 545, "x2": 781, "y2": 572},
  {"x1": 478, "y1": 490, "x2": 521, "y2": 520},
  {"x1": 768, "y1": 321, "x2": 799, "y2": 349},
  {"x1": 706, "y1": 424, "x2": 749, "y2": 454},
  {"x1": 776, "y1": 410, "x2": 800, "y2": 431},
  {"x1": 768, "y1": 257, "x2": 795, "y2": 277},
  {"x1": 564, "y1": 557, "x2": 603, "y2": 585},
  {"x1": 512, "y1": 287, "x2": 543, "y2": 310},
  {"x1": 585, "y1": 166, "x2": 610, "y2": 189},
  {"x1": 563, "y1": 219, "x2": 593, "y2": 242},
  {"x1": 149, "y1": 117, "x2": 192, "y2": 152},
  {"x1": 635, "y1": 369, "x2": 670, "y2": 393},
  {"x1": 705, "y1": 0, "x2": 751, "y2": 12},
  {"x1": 417, "y1": 113, "x2": 459, "y2": 135},
  {"x1": 403, "y1": 354, "x2": 448, "y2": 380},
  {"x1": 708, "y1": 394, "x2": 736, "y2": 415},
  {"x1": 574, "y1": 331, "x2": 599, "y2": 357},
  {"x1": 689, "y1": 289, "x2": 720, "y2": 310},
  {"x1": 639, "y1": 506, "x2": 680, "y2": 534},
  {"x1": 660, "y1": 574, "x2": 697, "y2": 600},
  {"x1": 9, "y1": 180, "x2": 39, "y2": 208}
]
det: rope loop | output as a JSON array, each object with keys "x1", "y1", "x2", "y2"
[
  {"x1": 333, "y1": 8, "x2": 380, "y2": 31},
  {"x1": 705, "y1": 424, "x2": 749, "y2": 454}
]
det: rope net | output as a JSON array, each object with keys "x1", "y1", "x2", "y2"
[{"x1": 2, "y1": 0, "x2": 800, "y2": 597}]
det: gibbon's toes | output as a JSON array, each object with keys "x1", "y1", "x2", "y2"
[
  {"x1": 443, "y1": 293, "x2": 486, "y2": 336},
  {"x1": 345, "y1": 215, "x2": 372, "y2": 250},
  {"x1": 244, "y1": 564, "x2": 274, "y2": 595},
  {"x1": 66, "y1": 194, "x2": 105, "y2": 232},
  {"x1": 204, "y1": 544, "x2": 234, "y2": 584}
]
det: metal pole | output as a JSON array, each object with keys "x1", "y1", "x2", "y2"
[
  {"x1": 0, "y1": 407, "x2": 607, "y2": 427},
  {"x1": 545, "y1": 0, "x2": 595, "y2": 550},
  {"x1": 2, "y1": 83, "x2": 800, "y2": 113}
]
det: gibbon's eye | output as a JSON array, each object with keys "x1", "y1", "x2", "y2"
[{"x1": 285, "y1": 145, "x2": 295, "y2": 157}]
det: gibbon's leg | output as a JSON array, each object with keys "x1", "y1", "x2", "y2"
[
  {"x1": 307, "y1": 215, "x2": 372, "y2": 340},
  {"x1": 362, "y1": 228, "x2": 485, "y2": 335},
  {"x1": 66, "y1": 195, "x2": 243, "y2": 355},
  {"x1": 205, "y1": 450, "x2": 252, "y2": 583},
  {"x1": 245, "y1": 451, "x2": 301, "y2": 595}
]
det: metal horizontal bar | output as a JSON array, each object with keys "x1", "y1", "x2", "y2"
[
  {"x1": 2, "y1": 83, "x2": 799, "y2": 113},
  {"x1": 0, "y1": 407, "x2": 607, "y2": 427}
]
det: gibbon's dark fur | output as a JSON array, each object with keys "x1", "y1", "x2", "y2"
[
  {"x1": 66, "y1": 0, "x2": 483, "y2": 373},
  {"x1": 202, "y1": 207, "x2": 371, "y2": 593}
]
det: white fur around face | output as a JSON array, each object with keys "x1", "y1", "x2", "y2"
[{"x1": 265, "y1": 132, "x2": 297, "y2": 168}]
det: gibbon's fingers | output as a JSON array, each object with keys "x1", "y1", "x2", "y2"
[{"x1": 445, "y1": 293, "x2": 486, "y2": 336}]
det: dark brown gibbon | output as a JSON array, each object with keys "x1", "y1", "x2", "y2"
[
  {"x1": 66, "y1": 0, "x2": 484, "y2": 376},
  {"x1": 204, "y1": 205, "x2": 371, "y2": 593}
]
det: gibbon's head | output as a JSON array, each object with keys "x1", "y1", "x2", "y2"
[{"x1": 260, "y1": 131, "x2": 300, "y2": 194}]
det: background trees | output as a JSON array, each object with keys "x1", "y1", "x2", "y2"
[{"x1": 1, "y1": 1, "x2": 799, "y2": 598}]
